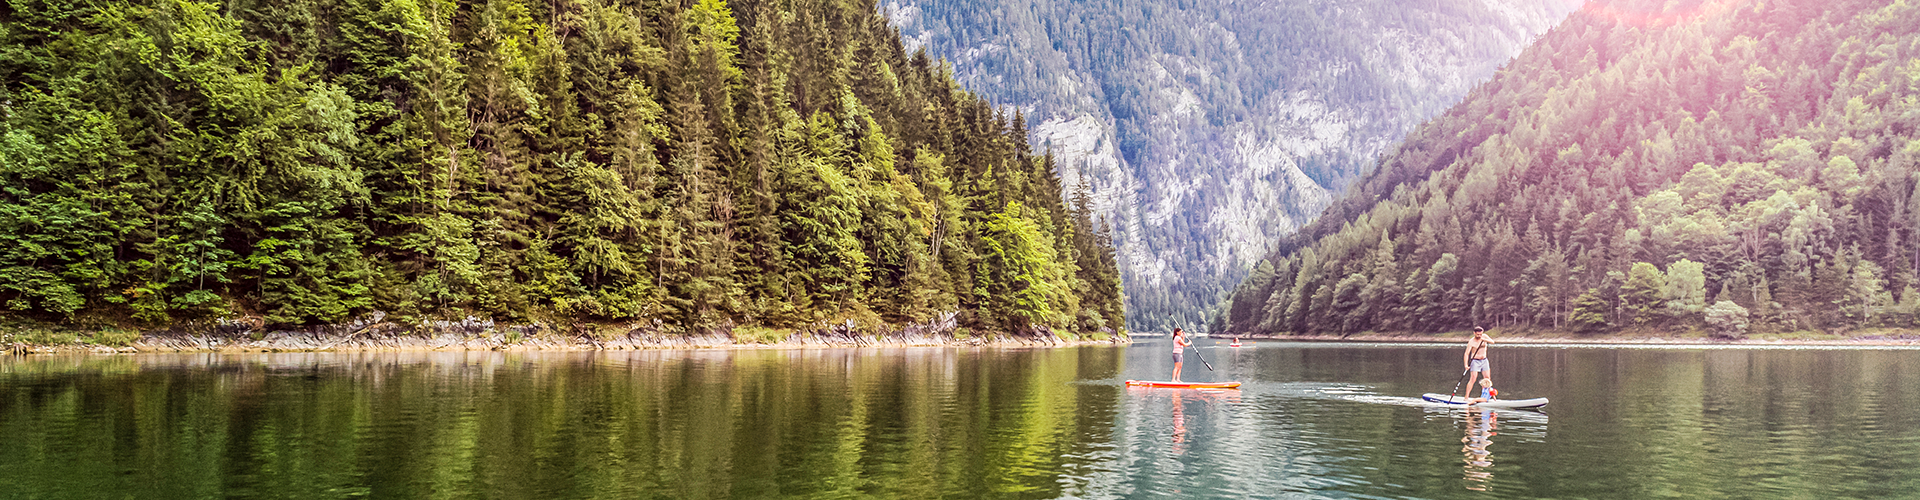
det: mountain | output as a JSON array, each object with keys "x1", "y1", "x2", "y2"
[
  {"x1": 1214, "y1": 0, "x2": 1920, "y2": 337},
  {"x1": 885, "y1": 0, "x2": 1579, "y2": 331},
  {"x1": 0, "y1": 0, "x2": 1124, "y2": 336}
]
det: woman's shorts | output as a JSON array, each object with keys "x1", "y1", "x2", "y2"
[
  {"x1": 1173, "y1": 351, "x2": 1184, "y2": 364},
  {"x1": 1468, "y1": 358, "x2": 1490, "y2": 372}
]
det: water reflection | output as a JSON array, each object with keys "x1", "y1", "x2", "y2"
[
  {"x1": 6, "y1": 343, "x2": 1920, "y2": 498},
  {"x1": 1171, "y1": 390, "x2": 1186, "y2": 451},
  {"x1": 1123, "y1": 386, "x2": 1243, "y2": 457},
  {"x1": 0, "y1": 348, "x2": 1131, "y2": 498},
  {"x1": 1461, "y1": 409, "x2": 1499, "y2": 491}
]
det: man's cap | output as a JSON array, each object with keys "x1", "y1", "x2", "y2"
[{"x1": 1474, "y1": 326, "x2": 1485, "y2": 332}]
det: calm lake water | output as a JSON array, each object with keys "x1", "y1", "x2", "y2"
[{"x1": 5, "y1": 340, "x2": 1920, "y2": 499}]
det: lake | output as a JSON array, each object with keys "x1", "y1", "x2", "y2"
[{"x1": 4, "y1": 340, "x2": 1919, "y2": 498}]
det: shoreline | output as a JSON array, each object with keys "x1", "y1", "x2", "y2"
[
  {"x1": 1225, "y1": 332, "x2": 1920, "y2": 347},
  {"x1": 17, "y1": 328, "x2": 1920, "y2": 355},
  {"x1": 2, "y1": 312, "x2": 1132, "y2": 355},
  {"x1": 4, "y1": 330, "x2": 1130, "y2": 355}
]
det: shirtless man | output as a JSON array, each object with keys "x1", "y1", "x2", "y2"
[{"x1": 1463, "y1": 326, "x2": 1492, "y2": 397}]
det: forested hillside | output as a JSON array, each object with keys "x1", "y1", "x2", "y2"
[
  {"x1": 1216, "y1": 0, "x2": 1920, "y2": 338},
  {"x1": 0, "y1": 0, "x2": 1125, "y2": 336},
  {"x1": 887, "y1": 0, "x2": 1577, "y2": 332}
]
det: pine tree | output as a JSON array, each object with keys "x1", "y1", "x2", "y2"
[
  {"x1": 977, "y1": 201, "x2": 1071, "y2": 334},
  {"x1": 1568, "y1": 288, "x2": 1612, "y2": 333}
]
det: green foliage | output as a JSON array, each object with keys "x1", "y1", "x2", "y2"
[
  {"x1": 1662, "y1": 259, "x2": 1708, "y2": 321},
  {"x1": 1842, "y1": 257, "x2": 1894, "y2": 327},
  {"x1": 1217, "y1": 0, "x2": 1920, "y2": 336},
  {"x1": 977, "y1": 202, "x2": 1072, "y2": 333},
  {"x1": 0, "y1": 0, "x2": 1123, "y2": 336},
  {"x1": 1568, "y1": 288, "x2": 1613, "y2": 333},
  {"x1": 1705, "y1": 300, "x2": 1751, "y2": 339},
  {"x1": 1893, "y1": 286, "x2": 1920, "y2": 328}
]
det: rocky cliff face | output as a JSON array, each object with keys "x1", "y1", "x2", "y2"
[{"x1": 886, "y1": 0, "x2": 1580, "y2": 331}]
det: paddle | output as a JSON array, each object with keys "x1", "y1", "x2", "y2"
[
  {"x1": 1187, "y1": 342, "x2": 1215, "y2": 371},
  {"x1": 1446, "y1": 367, "x2": 1472, "y2": 401}
]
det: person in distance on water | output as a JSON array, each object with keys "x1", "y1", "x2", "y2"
[
  {"x1": 1171, "y1": 328, "x2": 1192, "y2": 382},
  {"x1": 1463, "y1": 326, "x2": 1493, "y2": 399}
]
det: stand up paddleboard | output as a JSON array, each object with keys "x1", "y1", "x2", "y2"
[
  {"x1": 1421, "y1": 393, "x2": 1548, "y2": 409},
  {"x1": 1127, "y1": 380, "x2": 1242, "y2": 389}
]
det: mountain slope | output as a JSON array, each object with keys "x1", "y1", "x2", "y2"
[
  {"x1": 0, "y1": 0, "x2": 1124, "y2": 335},
  {"x1": 1215, "y1": 0, "x2": 1920, "y2": 337},
  {"x1": 886, "y1": 0, "x2": 1579, "y2": 331}
]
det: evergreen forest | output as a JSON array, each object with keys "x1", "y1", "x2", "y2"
[
  {"x1": 0, "y1": 0, "x2": 1126, "y2": 337},
  {"x1": 892, "y1": 0, "x2": 1572, "y2": 333},
  {"x1": 1215, "y1": 0, "x2": 1920, "y2": 338}
]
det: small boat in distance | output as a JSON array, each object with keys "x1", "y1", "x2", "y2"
[{"x1": 1126, "y1": 380, "x2": 1242, "y2": 389}]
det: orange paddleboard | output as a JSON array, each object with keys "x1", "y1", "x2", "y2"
[{"x1": 1125, "y1": 380, "x2": 1242, "y2": 389}]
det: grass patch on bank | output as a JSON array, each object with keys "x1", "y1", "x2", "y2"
[
  {"x1": 1839, "y1": 327, "x2": 1920, "y2": 339},
  {"x1": 2, "y1": 319, "x2": 76, "y2": 345},
  {"x1": 14, "y1": 328, "x2": 79, "y2": 345},
  {"x1": 1, "y1": 313, "x2": 155, "y2": 348},
  {"x1": 1746, "y1": 331, "x2": 1855, "y2": 342},
  {"x1": 733, "y1": 326, "x2": 795, "y2": 344},
  {"x1": 0, "y1": 319, "x2": 143, "y2": 347},
  {"x1": 88, "y1": 328, "x2": 141, "y2": 346}
]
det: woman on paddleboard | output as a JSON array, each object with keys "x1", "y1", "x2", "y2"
[
  {"x1": 1172, "y1": 328, "x2": 1192, "y2": 382},
  {"x1": 1463, "y1": 326, "x2": 1492, "y2": 396}
]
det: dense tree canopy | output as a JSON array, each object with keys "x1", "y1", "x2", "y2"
[
  {"x1": 1215, "y1": 0, "x2": 1920, "y2": 337},
  {"x1": 891, "y1": 0, "x2": 1575, "y2": 333},
  {"x1": 0, "y1": 0, "x2": 1124, "y2": 336}
]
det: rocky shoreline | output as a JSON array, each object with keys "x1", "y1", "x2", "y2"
[
  {"x1": 3, "y1": 313, "x2": 1129, "y2": 355},
  {"x1": 8, "y1": 332, "x2": 1125, "y2": 355}
]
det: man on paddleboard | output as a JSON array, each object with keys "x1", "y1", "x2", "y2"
[
  {"x1": 1171, "y1": 328, "x2": 1192, "y2": 382},
  {"x1": 1463, "y1": 327, "x2": 1492, "y2": 398}
]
